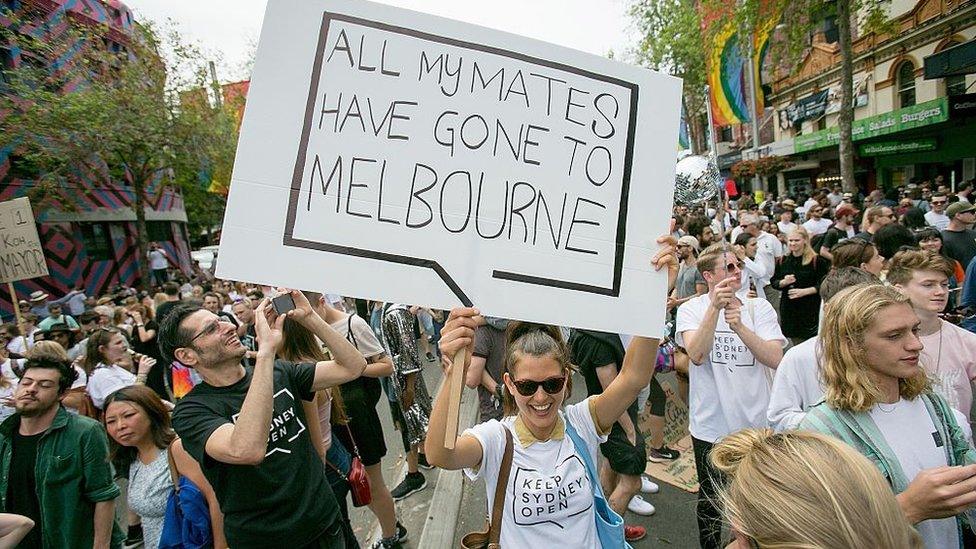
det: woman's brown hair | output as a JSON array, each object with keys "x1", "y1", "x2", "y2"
[
  {"x1": 103, "y1": 385, "x2": 176, "y2": 475},
  {"x1": 501, "y1": 322, "x2": 574, "y2": 416},
  {"x1": 279, "y1": 317, "x2": 348, "y2": 424},
  {"x1": 82, "y1": 327, "x2": 123, "y2": 375}
]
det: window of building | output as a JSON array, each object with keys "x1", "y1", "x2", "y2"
[
  {"x1": 146, "y1": 221, "x2": 173, "y2": 243},
  {"x1": 817, "y1": 116, "x2": 827, "y2": 131},
  {"x1": 79, "y1": 223, "x2": 113, "y2": 262},
  {"x1": 897, "y1": 62, "x2": 916, "y2": 108},
  {"x1": 720, "y1": 125, "x2": 733, "y2": 142},
  {"x1": 946, "y1": 74, "x2": 967, "y2": 97}
]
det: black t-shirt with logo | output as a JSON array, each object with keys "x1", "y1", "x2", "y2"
[
  {"x1": 171, "y1": 360, "x2": 338, "y2": 548},
  {"x1": 7, "y1": 430, "x2": 43, "y2": 549}
]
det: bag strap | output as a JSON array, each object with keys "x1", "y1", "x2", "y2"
[
  {"x1": 489, "y1": 428, "x2": 514, "y2": 545},
  {"x1": 166, "y1": 447, "x2": 181, "y2": 494},
  {"x1": 346, "y1": 314, "x2": 358, "y2": 348},
  {"x1": 564, "y1": 417, "x2": 606, "y2": 500},
  {"x1": 343, "y1": 423, "x2": 361, "y2": 458}
]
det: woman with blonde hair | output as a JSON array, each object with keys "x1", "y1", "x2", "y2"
[
  {"x1": 712, "y1": 428, "x2": 922, "y2": 548},
  {"x1": 801, "y1": 283, "x2": 976, "y2": 548},
  {"x1": 770, "y1": 227, "x2": 830, "y2": 344}
]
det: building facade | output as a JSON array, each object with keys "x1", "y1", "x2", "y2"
[
  {"x1": 719, "y1": 0, "x2": 976, "y2": 196},
  {"x1": 0, "y1": 0, "x2": 191, "y2": 317}
]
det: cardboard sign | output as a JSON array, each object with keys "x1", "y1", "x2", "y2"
[
  {"x1": 218, "y1": 0, "x2": 682, "y2": 336},
  {"x1": 0, "y1": 198, "x2": 48, "y2": 284},
  {"x1": 639, "y1": 378, "x2": 698, "y2": 493}
]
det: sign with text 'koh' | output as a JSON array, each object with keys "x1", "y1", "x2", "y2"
[
  {"x1": 0, "y1": 198, "x2": 48, "y2": 284},
  {"x1": 218, "y1": 0, "x2": 682, "y2": 337}
]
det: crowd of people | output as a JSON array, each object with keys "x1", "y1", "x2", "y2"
[{"x1": 0, "y1": 175, "x2": 975, "y2": 548}]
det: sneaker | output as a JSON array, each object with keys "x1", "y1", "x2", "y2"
[
  {"x1": 627, "y1": 494, "x2": 656, "y2": 516},
  {"x1": 647, "y1": 445, "x2": 680, "y2": 463},
  {"x1": 369, "y1": 536, "x2": 402, "y2": 549},
  {"x1": 640, "y1": 476, "x2": 660, "y2": 494},
  {"x1": 624, "y1": 525, "x2": 647, "y2": 542},
  {"x1": 417, "y1": 453, "x2": 434, "y2": 470},
  {"x1": 395, "y1": 521, "x2": 408, "y2": 542},
  {"x1": 391, "y1": 471, "x2": 427, "y2": 500},
  {"x1": 124, "y1": 524, "x2": 143, "y2": 549}
]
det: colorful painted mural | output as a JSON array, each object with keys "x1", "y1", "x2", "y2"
[{"x1": 0, "y1": 0, "x2": 190, "y2": 318}]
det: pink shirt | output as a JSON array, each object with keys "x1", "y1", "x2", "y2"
[{"x1": 920, "y1": 321, "x2": 976, "y2": 418}]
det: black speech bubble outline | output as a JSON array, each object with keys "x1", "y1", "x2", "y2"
[{"x1": 282, "y1": 11, "x2": 639, "y2": 307}]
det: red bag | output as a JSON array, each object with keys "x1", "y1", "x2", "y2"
[{"x1": 344, "y1": 425, "x2": 372, "y2": 507}]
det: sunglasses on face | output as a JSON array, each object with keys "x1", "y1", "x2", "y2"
[
  {"x1": 189, "y1": 317, "x2": 234, "y2": 343},
  {"x1": 932, "y1": 200, "x2": 947, "y2": 205},
  {"x1": 510, "y1": 375, "x2": 566, "y2": 397}
]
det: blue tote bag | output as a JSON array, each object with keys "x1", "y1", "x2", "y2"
[{"x1": 565, "y1": 418, "x2": 631, "y2": 549}]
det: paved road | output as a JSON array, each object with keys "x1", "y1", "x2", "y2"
[{"x1": 349, "y1": 364, "x2": 700, "y2": 548}]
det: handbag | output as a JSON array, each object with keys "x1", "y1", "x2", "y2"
[
  {"x1": 327, "y1": 424, "x2": 372, "y2": 507},
  {"x1": 159, "y1": 448, "x2": 214, "y2": 549},
  {"x1": 461, "y1": 428, "x2": 513, "y2": 549},
  {"x1": 565, "y1": 419, "x2": 630, "y2": 549}
]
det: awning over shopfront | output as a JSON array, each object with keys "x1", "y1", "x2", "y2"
[
  {"x1": 924, "y1": 40, "x2": 976, "y2": 79},
  {"x1": 793, "y1": 97, "x2": 949, "y2": 153}
]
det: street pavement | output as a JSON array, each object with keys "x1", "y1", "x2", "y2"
[{"x1": 349, "y1": 362, "x2": 700, "y2": 548}]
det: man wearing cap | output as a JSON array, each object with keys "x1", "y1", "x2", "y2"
[
  {"x1": 37, "y1": 303, "x2": 79, "y2": 332},
  {"x1": 670, "y1": 236, "x2": 705, "y2": 311},
  {"x1": 942, "y1": 201, "x2": 976, "y2": 270},
  {"x1": 817, "y1": 204, "x2": 859, "y2": 260},
  {"x1": 776, "y1": 200, "x2": 798, "y2": 236}
]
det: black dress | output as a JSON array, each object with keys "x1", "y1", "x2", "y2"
[{"x1": 771, "y1": 254, "x2": 831, "y2": 339}]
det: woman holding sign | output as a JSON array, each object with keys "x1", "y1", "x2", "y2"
[{"x1": 425, "y1": 236, "x2": 677, "y2": 547}]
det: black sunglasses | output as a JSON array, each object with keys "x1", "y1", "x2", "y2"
[{"x1": 511, "y1": 375, "x2": 566, "y2": 397}]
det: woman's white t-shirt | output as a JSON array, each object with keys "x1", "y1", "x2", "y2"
[
  {"x1": 88, "y1": 363, "x2": 136, "y2": 409},
  {"x1": 463, "y1": 397, "x2": 608, "y2": 548}
]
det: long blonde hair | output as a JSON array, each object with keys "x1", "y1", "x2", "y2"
[
  {"x1": 712, "y1": 428, "x2": 922, "y2": 549},
  {"x1": 787, "y1": 227, "x2": 817, "y2": 266},
  {"x1": 820, "y1": 284, "x2": 928, "y2": 412}
]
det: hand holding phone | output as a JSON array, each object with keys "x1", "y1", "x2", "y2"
[{"x1": 272, "y1": 293, "x2": 296, "y2": 315}]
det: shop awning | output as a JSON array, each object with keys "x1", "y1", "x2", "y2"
[{"x1": 924, "y1": 40, "x2": 976, "y2": 79}]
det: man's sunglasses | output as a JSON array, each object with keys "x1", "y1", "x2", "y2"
[{"x1": 510, "y1": 375, "x2": 566, "y2": 397}]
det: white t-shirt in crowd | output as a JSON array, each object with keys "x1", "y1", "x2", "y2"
[
  {"x1": 869, "y1": 398, "x2": 973, "y2": 549},
  {"x1": 920, "y1": 321, "x2": 976, "y2": 418},
  {"x1": 330, "y1": 314, "x2": 385, "y2": 359},
  {"x1": 148, "y1": 249, "x2": 168, "y2": 270},
  {"x1": 88, "y1": 363, "x2": 136, "y2": 409},
  {"x1": 463, "y1": 398, "x2": 607, "y2": 548},
  {"x1": 736, "y1": 257, "x2": 771, "y2": 301},
  {"x1": 802, "y1": 217, "x2": 832, "y2": 237},
  {"x1": 677, "y1": 295, "x2": 786, "y2": 442},
  {"x1": 924, "y1": 211, "x2": 950, "y2": 231},
  {"x1": 754, "y1": 232, "x2": 783, "y2": 287},
  {"x1": 0, "y1": 360, "x2": 18, "y2": 421},
  {"x1": 767, "y1": 337, "x2": 823, "y2": 431},
  {"x1": 777, "y1": 221, "x2": 798, "y2": 236}
]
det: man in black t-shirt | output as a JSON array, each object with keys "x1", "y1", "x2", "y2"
[
  {"x1": 942, "y1": 202, "x2": 976, "y2": 270},
  {"x1": 158, "y1": 291, "x2": 368, "y2": 549}
]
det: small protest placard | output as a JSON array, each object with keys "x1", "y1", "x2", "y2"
[
  {"x1": 218, "y1": 0, "x2": 682, "y2": 337},
  {"x1": 0, "y1": 198, "x2": 48, "y2": 284}
]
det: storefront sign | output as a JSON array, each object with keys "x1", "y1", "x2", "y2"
[
  {"x1": 949, "y1": 93, "x2": 976, "y2": 119},
  {"x1": 795, "y1": 97, "x2": 949, "y2": 153},
  {"x1": 782, "y1": 90, "x2": 829, "y2": 128},
  {"x1": 859, "y1": 138, "x2": 938, "y2": 156}
]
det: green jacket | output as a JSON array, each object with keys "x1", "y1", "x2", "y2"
[
  {"x1": 0, "y1": 406, "x2": 124, "y2": 549},
  {"x1": 802, "y1": 391, "x2": 976, "y2": 547}
]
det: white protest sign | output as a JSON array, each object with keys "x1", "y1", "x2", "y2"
[
  {"x1": 0, "y1": 198, "x2": 48, "y2": 284},
  {"x1": 218, "y1": 0, "x2": 682, "y2": 337}
]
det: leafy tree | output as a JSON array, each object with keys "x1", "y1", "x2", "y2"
[
  {"x1": 699, "y1": 0, "x2": 892, "y2": 193},
  {"x1": 628, "y1": 0, "x2": 708, "y2": 153},
  {"x1": 0, "y1": 16, "x2": 238, "y2": 288}
]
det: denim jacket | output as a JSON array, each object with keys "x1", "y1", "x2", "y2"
[{"x1": 0, "y1": 406, "x2": 124, "y2": 548}]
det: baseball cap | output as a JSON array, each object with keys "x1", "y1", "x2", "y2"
[
  {"x1": 835, "y1": 204, "x2": 860, "y2": 217},
  {"x1": 677, "y1": 235, "x2": 700, "y2": 253},
  {"x1": 947, "y1": 202, "x2": 976, "y2": 217}
]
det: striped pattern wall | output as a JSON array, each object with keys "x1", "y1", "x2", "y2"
[{"x1": 0, "y1": 219, "x2": 192, "y2": 318}]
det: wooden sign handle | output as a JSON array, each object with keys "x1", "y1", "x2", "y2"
[
  {"x1": 7, "y1": 282, "x2": 23, "y2": 329},
  {"x1": 443, "y1": 348, "x2": 466, "y2": 450}
]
